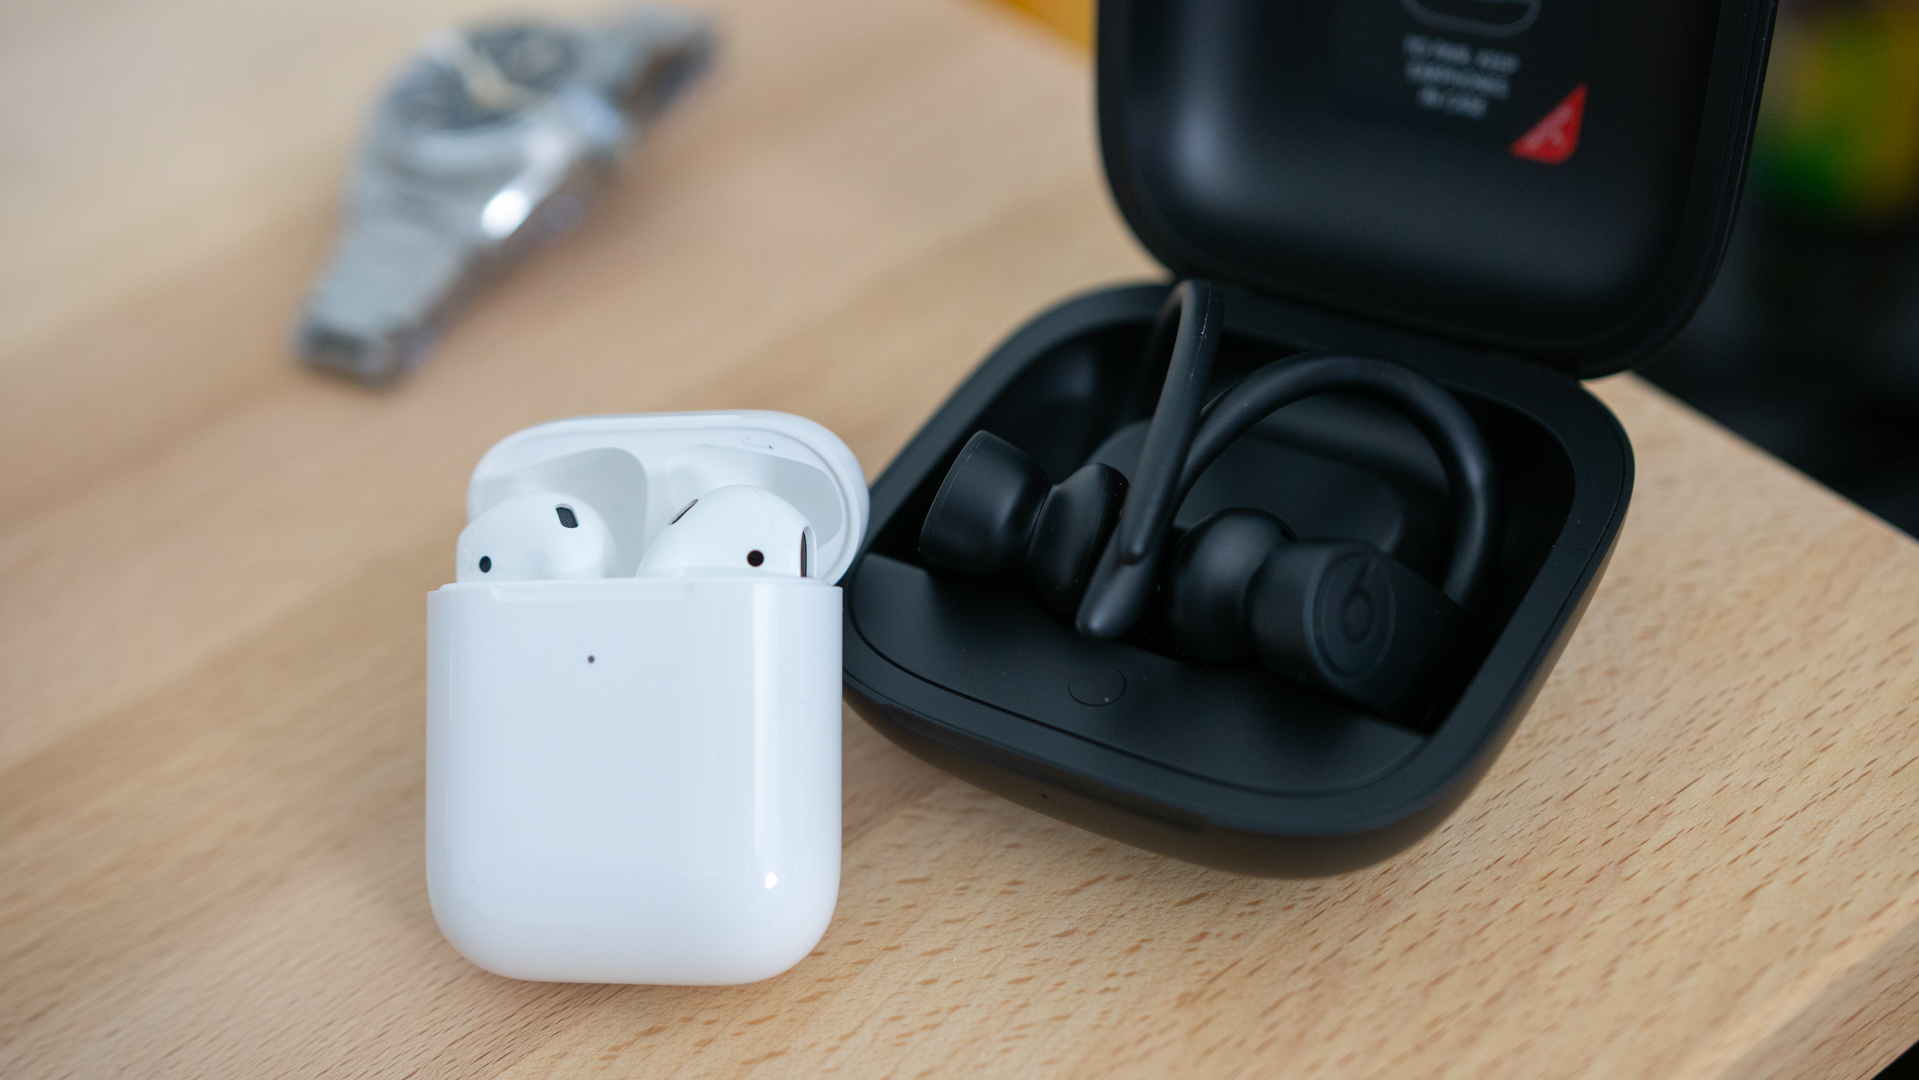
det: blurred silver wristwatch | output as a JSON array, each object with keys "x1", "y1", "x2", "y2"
[{"x1": 296, "y1": 6, "x2": 713, "y2": 384}]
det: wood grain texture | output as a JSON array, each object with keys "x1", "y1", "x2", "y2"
[{"x1": 3, "y1": 0, "x2": 1918, "y2": 1077}]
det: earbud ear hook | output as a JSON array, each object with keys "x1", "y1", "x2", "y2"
[
  {"x1": 918, "y1": 279, "x2": 1502, "y2": 721},
  {"x1": 1174, "y1": 353, "x2": 1501, "y2": 616},
  {"x1": 1074, "y1": 279, "x2": 1224, "y2": 639},
  {"x1": 1114, "y1": 279, "x2": 1225, "y2": 564},
  {"x1": 1075, "y1": 288, "x2": 1503, "y2": 641}
]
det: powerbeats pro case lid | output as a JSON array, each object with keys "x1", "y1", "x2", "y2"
[
  {"x1": 1101, "y1": 0, "x2": 1774, "y2": 377},
  {"x1": 428, "y1": 412, "x2": 867, "y2": 983},
  {"x1": 841, "y1": 0, "x2": 1776, "y2": 876}
]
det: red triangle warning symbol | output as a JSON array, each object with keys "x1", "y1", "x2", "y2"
[{"x1": 1511, "y1": 85, "x2": 1587, "y2": 165}]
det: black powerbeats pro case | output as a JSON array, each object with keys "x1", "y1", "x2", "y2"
[{"x1": 842, "y1": 0, "x2": 1777, "y2": 875}]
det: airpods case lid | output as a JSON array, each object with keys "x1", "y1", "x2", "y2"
[{"x1": 465, "y1": 411, "x2": 869, "y2": 582}]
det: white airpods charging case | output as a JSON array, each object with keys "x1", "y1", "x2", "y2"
[{"x1": 426, "y1": 412, "x2": 868, "y2": 984}]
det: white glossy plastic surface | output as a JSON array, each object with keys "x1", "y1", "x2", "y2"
[
  {"x1": 638, "y1": 485, "x2": 813, "y2": 578},
  {"x1": 426, "y1": 411, "x2": 865, "y2": 984},
  {"x1": 428, "y1": 578, "x2": 842, "y2": 983},
  {"x1": 455, "y1": 490, "x2": 616, "y2": 582}
]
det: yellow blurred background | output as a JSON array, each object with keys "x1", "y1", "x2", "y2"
[{"x1": 994, "y1": 0, "x2": 1092, "y2": 49}]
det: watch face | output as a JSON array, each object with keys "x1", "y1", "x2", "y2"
[{"x1": 391, "y1": 24, "x2": 578, "y2": 131}]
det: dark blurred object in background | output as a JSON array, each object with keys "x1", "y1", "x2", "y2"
[{"x1": 1642, "y1": 0, "x2": 1919, "y2": 536}]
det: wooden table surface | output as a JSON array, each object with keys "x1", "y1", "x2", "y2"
[{"x1": 7, "y1": 0, "x2": 1919, "y2": 1077}]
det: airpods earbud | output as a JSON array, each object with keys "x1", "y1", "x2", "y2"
[
  {"x1": 457, "y1": 484, "x2": 821, "y2": 584},
  {"x1": 456, "y1": 490, "x2": 617, "y2": 582},
  {"x1": 637, "y1": 485, "x2": 816, "y2": 578}
]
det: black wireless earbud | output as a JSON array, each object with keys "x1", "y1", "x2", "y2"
[
  {"x1": 1166, "y1": 509, "x2": 1474, "y2": 722},
  {"x1": 919, "y1": 430, "x2": 1128, "y2": 615},
  {"x1": 918, "y1": 278, "x2": 1500, "y2": 725},
  {"x1": 1163, "y1": 507, "x2": 1297, "y2": 666}
]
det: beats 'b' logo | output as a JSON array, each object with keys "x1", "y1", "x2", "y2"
[{"x1": 1316, "y1": 552, "x2": 1397, "y2": 678}]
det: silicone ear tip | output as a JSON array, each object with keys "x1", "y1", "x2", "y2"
[
  {"x1": 1166, "y1": 508, "x2": 1293, "y2": 664},
  {"x1": 1024, "y1": 463, "x2": 1129, "y2": 614},
  {"x1": 918, "y1": 431, "x2": 1049, "y2": 576}
]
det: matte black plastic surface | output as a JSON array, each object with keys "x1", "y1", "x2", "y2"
[
  {"x1": 839, "y1": 0, "x2": 1770, "y2": 874},
  {"x1": 842, "y1": 284, "x2": 1631, "y2": 876},
  {"x1": 1098, "y1": 0, "x2": 1776, "y2": 375}
]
